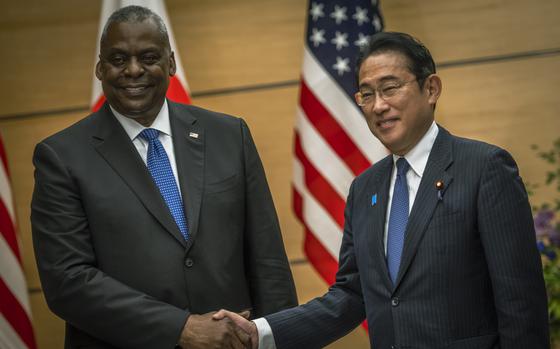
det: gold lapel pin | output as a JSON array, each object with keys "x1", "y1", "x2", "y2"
[{"x1": 435, "y1": 180, "x2": 444, "y2": 201}]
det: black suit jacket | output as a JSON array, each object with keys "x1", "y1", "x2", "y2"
[
  {"x1": 266, "y1": 126, "x2": 549, "y2": 349},
  {"x1": 31, "y1": 101, "x2": 297, "y2": 349}
]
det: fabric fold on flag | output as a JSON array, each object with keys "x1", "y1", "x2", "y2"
[{"x1": 0, "y1": 133, "x2": 37, "y2": 349}]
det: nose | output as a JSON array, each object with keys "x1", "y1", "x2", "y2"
[
  {"x1": 124, "y1": 57, "x2": 144, "y2": 77},
  {"x1": 372, "y1": 94, "x2": 390, "y2": 115}
]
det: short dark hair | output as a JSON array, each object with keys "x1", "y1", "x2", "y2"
[
  {"x1": 356, "y1": 32, "x2": 436, "y2": 87},
  {"x1": 100, "y1": 5, "x2": 170, "y2": 50}
]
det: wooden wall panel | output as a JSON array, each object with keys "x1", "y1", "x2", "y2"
[
  {"x1": 4, "y1": 0, "x2": 558, "y2": 116},
  {"x1": 0, "y1": 1, "x2": 100, "y2": 116},
  {"x1": 0, "y1": 0, "x2": 307, "y2": 117},
  {"x1": 383, "y1": 0, "x2": 560, "y2": 62},
  {"x1": 1, "y1": 0, "x2": 559, "y2": 348},
  {"x1": 168, "y1": 0, "x2": 306, "y2": 92},
  {"x1": 29, "y1": 292, "x2": 64, "y2": 349}
]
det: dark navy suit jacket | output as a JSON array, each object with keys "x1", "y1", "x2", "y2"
[{"x1": 266, "y1": 126, "x2": 549, "y2": 349}]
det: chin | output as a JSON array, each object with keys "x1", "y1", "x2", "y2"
[
  {"x1": 377, "y1": 132, "x2": 399, "y2": 147},
  {"x1": 119, "y1": 103, "x2": 152, "y2": 115}
]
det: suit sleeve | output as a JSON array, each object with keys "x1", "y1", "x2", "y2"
[
  {"x1": 240, "y1": 120, "x2": 298, "y2": 316},
  {"x1": 31, "y1": 141, "x2": 188, "y2": 349},
  {"x1": 265, "y1": 180, "x2": 366, "y2": 349},
  {"x1": 477, "y1": 148, "x2": 550, "y2": 348}
]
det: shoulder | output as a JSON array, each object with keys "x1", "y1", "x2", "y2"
[
  {"x1": 169, "y1": 102, "x2": 256, "y2": 150},
  {"x1": 351, "y1": 154, "x2": 392, "y2": 189},
  {"x1": 438, "y1": 128, "x2": 521, "y2": 184},
  {"x1": 169, "y1": 101, "x2": 244, "y2": 129},
  {"x1": 446, "y1": 130, "x2": 511, "y2": 165},
  {"x1": 38, "y1": 109, "x2": 102, "y2": 149},
  {"x1": 451, "y1": 133, "x2": 502, "y2": 156},
  {"x1": 32, "y1": 108, "x2": 111, "y2": 170}
]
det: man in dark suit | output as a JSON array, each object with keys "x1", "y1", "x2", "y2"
[
  {"x1": 31, "y1": 6, "x2": 297, "y2": 349},
  {"x1": 215, "y1": 32, "x2": 549, "y2": 349}
]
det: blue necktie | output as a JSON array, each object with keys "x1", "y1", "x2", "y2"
[
  {"x1": 387, "y1": 158, "x2": 410, "y2": 285},
  {"x1": 139, "y1": 128, "x2": 189, "y2": 240}
]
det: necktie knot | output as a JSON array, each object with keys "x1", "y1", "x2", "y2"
[
  {"x1": 396, "y1": 158, "x2": 410, "y2": 177},
  {"x1": 139, "y1": 128, "x2": 160, "y2": 141}
]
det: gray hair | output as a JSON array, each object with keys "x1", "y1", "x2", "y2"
[{"x1": 100, "y1": 5, "x2": 170, "y2": 49}]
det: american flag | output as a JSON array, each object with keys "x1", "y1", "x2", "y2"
[
  {"x1": 293, "y1": 0, "x2": 386, "y2": 285},
  {"x1": 0, "y1": 133, "x2": 36, "y2": 349},
  {"x1": 91, "y1": 0, "x2": 191, "y2": 112}
]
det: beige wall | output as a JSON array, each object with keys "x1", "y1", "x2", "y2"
[{"x1": 1, "y1": 0, "x2": 558, "y2": 348}]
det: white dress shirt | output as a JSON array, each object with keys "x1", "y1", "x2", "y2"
[
  {"x1": 254, "y1": 121, "x2": 439, "y2": 349},
  {"x1": 383, "y1": 121, "x2": 438, "y2": 253},
  {"x1": 110, "y1": 101, "x2": 182, "y2": 195}
]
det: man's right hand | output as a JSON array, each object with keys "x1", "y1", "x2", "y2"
[
  {"x1": 213, "y1": 309, "x2": 258, "y2": 349},
  {"x1": 178, "y1": 311, "x2": 251, "y2": 349}
]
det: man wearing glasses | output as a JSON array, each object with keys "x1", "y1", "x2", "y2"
[{"x1": 216, "y1": 32, "x2": 549, "y2": 349}]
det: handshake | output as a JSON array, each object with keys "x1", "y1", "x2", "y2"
[{"x1": 178, "y1": 309, "x2": 259, "y2": 349}]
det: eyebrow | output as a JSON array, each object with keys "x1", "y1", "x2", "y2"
[
  {"x1": 104, "y1": 44, "x2": 163, "y2": 52},
  {"x1": 359, "y1": 75, "x2": 399, "y2": 89},
  {"x1": 103, "y1": 47, "x2": 163, "y2": 57}
]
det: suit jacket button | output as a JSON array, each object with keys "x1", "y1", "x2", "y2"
[
  {"x1": 391, "y1": 345, "x2": 399, "y2": 349},
  {"x1": 391, "y1": 297, "x2": 399, "y2": 307},
  {"x1": 185, "y1": 258, "x2": 194, "y2": 268}
]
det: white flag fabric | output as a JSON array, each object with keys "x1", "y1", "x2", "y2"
[{"x1": 0, "y1": 133, "x2": 36, "y2": 349}]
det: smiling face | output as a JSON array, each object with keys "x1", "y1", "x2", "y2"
[
  {"x1": 95, "y1": 18, "x2": 176, "y2": 126},
  {"x1": 356, "y1": 51, "x2": 441, "y2": 156}
]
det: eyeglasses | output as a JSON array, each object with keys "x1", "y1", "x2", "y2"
[{"x1": 356, "y1": 78, "x2": 418, "y2": 107}]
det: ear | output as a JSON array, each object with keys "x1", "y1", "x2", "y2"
[
  {"x1": 169, "y1": 51, "x2": 177, "y2": 76},
  {"x1": 354, "y1": 91, "x2": 362, "y2": 106},
  {"x1": 95, "y1": 58, "x2": 103, "y2": 81},
  {"x1": 425, "y1": 74, "x2": 442, "y2": 105}
]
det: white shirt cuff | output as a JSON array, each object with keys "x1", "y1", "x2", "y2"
[{"x1": 253, "y1": 317, "x2": 277, "y2": 349}]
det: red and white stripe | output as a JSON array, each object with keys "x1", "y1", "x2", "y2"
[
  {"x1": 0, "y1": 134, "x2": 37, "y2": 349},
  {"x1": 294, "y1": 46, "x2": 387, "y2": 284},
  {"x1": 91, "y1": 0, "x2": 191, "y2": 111}
]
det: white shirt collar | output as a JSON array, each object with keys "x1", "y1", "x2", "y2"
[
  {"x1": 392, "y1": 121, "x2": 439, "y2": 177},
  {"x1": 110, "y1": 100, "x2": 172, "y2": 140}
]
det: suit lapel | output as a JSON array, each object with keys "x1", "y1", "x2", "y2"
[
  {"x1": 394, "y1": 126, "x2": 454, "y2": 288},
  {"x1": 92, "y1": 103, "x2": 187, "y2": 247},
  {"x1": 169, "y1": 102, "x2": 204, "y2": 253},
  {"x1": 366, "y1": 155, "x2": 394, "y2": 291}
]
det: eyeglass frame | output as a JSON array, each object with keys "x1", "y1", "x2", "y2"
[{"x1": 355, "y1": 77, "x2": 424, "y2": 107}]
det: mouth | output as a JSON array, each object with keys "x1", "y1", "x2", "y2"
[
  {"x1": 120, "y1": 85, "x2": 151, "y2": 96},
  {"x1": 376, "y1": 118, "x2": 399, "y2": 130}
]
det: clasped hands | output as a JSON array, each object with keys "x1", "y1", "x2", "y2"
[{"x1": 178, "y1": 309, "x2": 258, "y2": 349}]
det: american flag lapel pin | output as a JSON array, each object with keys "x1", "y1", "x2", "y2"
[
  {"x1": 188, "y1": 132, "x2": 199, "y2": 139},
  {"x1": 371, "y1": 194, "x2": 377, "y2": 206}
]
